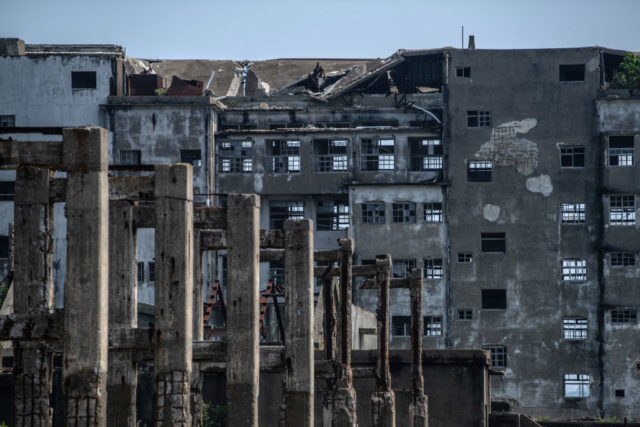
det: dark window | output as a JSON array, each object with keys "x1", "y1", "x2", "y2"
[
  {"x1": 392, "y1": 259, "x2": 416, "y2": 278},
  {"x1": 270, "y1": 200, "x2": 304, "y2": 229},
  {"x1": 559, "y1": 64, "x2": 585, "y2": 82},
  {"x1": 267, "y1": 140, "x2": 300, "y2": 173},
  {"x1": 458, "y1": 309, "x2": 472, "y2": 321},
  {"x1": 456, "y1": 67, "x2": 471, "y2": 78},
  {"x1": 560, "y1": 146, "x2": 585, "y2": 167},
  {"x1": 180, "y1": 149, "x2": 202, "y2": 167},
  {"x1": 0, "y1": 235, "x2": 8, "y2": 258},
  {"x1": 424, "y1": 202, "x2": 443, "y2": 223},
  {"x1": 137, "y1": 261, "x2": 145, "y2": 283},
  {"x1": 148, "y1": 262, "x2": 155, "y2": 282},
  {"x1": 563, "y1": 317, "x2": 587, "y2": 340},
  {"x1": 610, "y1": 195, "x2": 635, "y2": 225},
  {"x1": 467, "y1": 161, "x2": 492, "y2": 182},
  {"x1": 458, "y1": 252, "x2": 472, "y2": 263},
  {"x1": 392, "y1": 316, "x2": 410, "y2": 336},
  {"x1": 611, "y1": 252, "x2": 635, "y2": 267},
  {"x1": 424, "y1": 258, "x2": 443, "y2": 279},
  {"x1": 483, "y1": 345, "x2": 507, "y2": 367},
  {"x1": 218, "y1": 141, "x2": 252, "y2": 173},
  {"x1": 119, "y1": 150, "x2": 141, "y2": 165},
  {"x1": 360, "y1": 138, "x2": 395, "y2": 171},
  {"x1": 409, "y1": 138, "x2": 443, "y2": 171},
  {"x1": 481, "y1": 233, "x2": 505, "y2": 253},
  {"x1": 71, "y1": 71, "x2": 97, "y2": 89},
  {"x1": 316, "y1": 200, "x2": 349, "y2": 231},
  {"x1": 609, "y1": 136, "x2": 634, "y2": 167},
  {"x1": 482, "y1": 289, "x2": 506, "y2": 310},
  {"x1": 392, "y1": 202, "x2": 416, "y2": 223},
  {"x1": 467, "y1": 111, "x2": 491, "y2": 128},
  {"x1": 0, "y1": 115, "x2": 15, "y2": 127},
  {"x1": 313, "y1": 139, "x2": 348, "y2": 172},
  {"x1": 611, "y1": 309, "x2": 637, "y2": 324},
  {"x1": 361, "y1": 202, "x2": 385, "y2": 224},
  {"x1": 0, "y1": 181, "x2": 15, "y2": 201},
  {"x1": 615, "y1": 389, "x2": 626, "y2": 398},
  {"x1": 424, "y1": 316, "x2": 443, "y2": 336}
]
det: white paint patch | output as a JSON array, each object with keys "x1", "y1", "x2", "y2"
[
  {"x1": 475, "y1": 118, "x2": 539, "y2": 175},
  {"x1": 525, "y1": 174, "x2": 553, "y2": 197},
  {"x1": 586, "y1": 56, "x2": 599, "y2": 72},
  {"x1": 483, "y1": 204, "x2": 500, "y2": 222},
  {"x1": 497, "y1": 118, "x2": 537, "y2": 134},
  {"x1": 253, "y1": 173, "x2": 263, "y2": 193}
]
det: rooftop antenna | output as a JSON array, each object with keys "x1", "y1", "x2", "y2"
[{"x1": 462, "y1": 26, "x2": 464, "y2": 49}]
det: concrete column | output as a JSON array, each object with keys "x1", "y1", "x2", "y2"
[
  {"x1": 226, "y1": 194, "x2": 260, "y2": 427},
  {"x1": 107, "y1": 200, "x2": 138, "y2": 427},
  {"x1": 323, "y1": 276, "x2": 336, "y2": 361},
  {"x1": 154, "y1": 163, "x2": 194, "y2": 426},
  {"x1": 13, "y1": 166, "x2": 54, "y2": 426},
  {"x1": 282, "y1": 219, "x2": 314, "y2": 427},
  {"x1": 409, "y1": 269, "x2": 428, "y2": 427},
  {"x1": 371, "y1": 254, "x2": 395, "y2": 427},
  {"x1": 191, "y1": 229, "x2": 203, "y2": 427},
  {"x1": 62, "y1": 127, "x2": 109, "y2": 426}
]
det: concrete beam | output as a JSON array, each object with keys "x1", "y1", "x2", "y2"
[
  {"x1": 200, "y1": 228, "x2": 285, "y2": 250},
  {"x1": 0, "y1": 140, "x2": 63, "y2": 170}
]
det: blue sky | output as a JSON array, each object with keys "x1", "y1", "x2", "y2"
[{"x1": 1, "y1": 0, "x2": 639, "y2": 60}]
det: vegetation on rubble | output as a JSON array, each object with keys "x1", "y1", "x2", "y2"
[
  {"x1": 202, "y1": 402, "x2": 226, "y2": 426},
  {"x1": 611, "y1": 52, "x2": 640, "y2": 89}
]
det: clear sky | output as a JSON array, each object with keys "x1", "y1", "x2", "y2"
[{"x1": 1, "y1": 0, "x2": 639, "y2": 60}]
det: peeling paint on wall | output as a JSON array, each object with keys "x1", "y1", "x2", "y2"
[
  {"x1": 525, "y1": 174, "x2": 553, "y2": 197},
  {"x1": 483, "y1": 204, "x2": 500, "y2": 222},
  {"x1": 475, "y1": 118, "x2": 538, "y2": 175}
]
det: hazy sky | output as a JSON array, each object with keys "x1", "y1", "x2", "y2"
[{"x1": 1, "y1": 0, "x2": 639, "y2": 60}]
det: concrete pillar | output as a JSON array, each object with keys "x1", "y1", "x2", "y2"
[
  {"x1": 13, "y1": 166, "x2": 54, "y2": 426},
  {"x1": 371, "y1": 254, "x2": 395, "y2": 427},
  {"x1": 226, "y1": 194, "x2": 260, "y2": 427},
  {"x1": 409, "y1": 269, "x2": 428, "y2": 427},
  {"x1": 323, "y1": 276, "x2": 336, "y2": 361},
  {"x1": 191, "y1": 229, "x2": 203, "y2": 426},
  {"x1": 154, "y1": 163, "x2": 194, "y2": 426},
  {"x1": 282, "y1": 219, "x2": 314, "y2": 427},
  {"x1": 62, "y1": 127, "x2": 109, "y2": 426},
  {"x1": 107, "y1": 200, "x2": 138, "y2": 427}
]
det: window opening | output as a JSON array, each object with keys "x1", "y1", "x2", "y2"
[
  {"x1": 562, "y1": 259, "x2": 587, "y2": 281},
  {"x1": 424, "y1": 202, "x2": 443, "y2": 223},
  {"x1": 458, "y1": 309, "x2": 473, "y2": 321},
  {"x1": 0, "y1": 235, "x2": 8, "y2": 259},
  {"x1": 564, "y1": 374, "x2": 590, "y2": 398},
  {"x1": 218, "y1": 141, "x2": 252, "y2": 173},
  {"x1": 361, "y1": 138, "x2": 395, "y2": 171},
  {"x1": 409, "y1": 138, "x2": 443, "y2": 171},
  {"x1": 180, "y1": 149, "x2": 202, "y2": 167},
  {"x1": 467, "y1": 161, "x2": 492, "y2": 182},
  {"x1": 148, "y1": 262, "x2": 155, "y2": 283},
  {"x1": 611, "y1": 309, "x2": 637, "y2": 324},
  {"x1": 392, "y1": 259, "x2": 416, "y2": 278},
  {"x1": 316, "y1": 200, "x2": 349, "y2": 231},
  {"x1": 457, "y1": 253, "x2": 472, "y2": 263},
  {"x1": 467, "y1": 111, "x2": 491, "y2": 128},
  {"x1": 119, "y1": 150, "x2": 141, "y2": 166},
  {"x1": 0, "y1": 115, "x2": 15, "y2": 127},
  {"x1": 563, "y1": 318, "x2": 587, "y2": 340},
  {"x1": 615, "y1": 389, "x2": 626, "y2": 398},
  {"x1": 610, "y1": 195, "x2": 635, "y2": 225},
  {"x1": 392, "y1": 316, "x2": 410, "y2": 336},
  {"x1": 0, "y1": 181, "x2": 15, "y2": 201},
  {"x1": 560, "y1": 146, "x2": 585, "y2": 168},
  {"x1": 72, "y1": 71, "x2": 97, "y2": 89},
  {"x1": 481, "y1": 233, "x2": 505, "y2": 253},
  {"x1": 424, "y1": 316, "x2": 443, "y2": 336},
  {"x1": 361, "y1": 202, "x2": 385, "y2": 224},
  {"x1": 269, "y1": 200, "x2": 304, "y2": 229},
  {"x1": 313, "y1": 139, "x2": 348, "y2": 172},
  {"x1": 392, "y1": 202, "x2": 416, "y2": 223},
  {"x1": 424, "y1": 258, "x2": 443, "y2": 279},
  {"x1": 611, "y1": 252, "x2": 635, "y2": 267},
  {"x1": 482, "y1": 289, "x2": 506, "y2": 310},
  {"x1": 609, "y1": 136, "x2": 634, "y2": 167},
  {"x1": 137, "y1": 262, "x2": 145, "y2": 284},
  {"x1": 561, "y1": 203, "x2": 586, "y2": 224},
  {"x1": 483, "y1": 345, "x2": 507, "y2": 368},
  {"x1": 559, "y1": 64, "x2": 585, "y2": 82},
  {"x1": 267, "y1": 140, "x2": 300, "y2": 173},
  {"x1": 269, "y1": 260, "x2": 284, "y2": 287},
  {"x1": 456, "y1": 67, "x2": 471, "y2": 78}
]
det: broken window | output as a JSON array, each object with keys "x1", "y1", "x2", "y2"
[
  {"x1": 409, "y1": 138, "x2": 443, "y2": 171},
  {"x1": 481, "y1": 233, "x2": 505, "y2": 253},
  {"x1": 564, "y1": 374, "x2": 590, "y2": 398},
  {"x1": 218, "y1": 141, "x2": 252, "y2": 173},
  {"x1": 561, "y1": 203, "x2": 586, "y2": 224},
  {"x1": 424, "y1": 316, "x2": 443, "y2": 336},
  {"x1": 137, "y1": 262, "x2": 145, "y2": 284},
  {"x1": 269, "y1": 200, "x2": 304, "y2": 229},
  {"x1": 611, "y1": 252, "x2": 635, "y2": 267},
  {"x1": 559, "y1": 64, "x2": 585, "y2": 82},
  {"x1": 361, "y1": 202, "x2": 385, "y2": 224},
  {"x1": 392, "y1": 202, "x2": 416, "y2": 223},
  {"x1": 482, "y1": 289, "x2": 506, "y2": 310},
  {"x1": 560, "y1": 146, "x2": 585, "y2": 168},
  {"x1": 392, "y1": 259, "x2": 416, "y2": 278},
  {"x1": 562, "y1": 259, "x2": 587, "y2": 281},
  {"x1": 313, "y1": 139, "x2": 348, "y2": 172},
  {"x1": 180, "y1": 149, "x2": 202, "y2": 167},
  {"x1": 360, "y1": 138, "x2": 395, "y2": 171},
  {"x1": 611, "y1": 309, "x2": 637, "y2": 324},
  {"x1": 269, "y1": 260, "x2": 284, "y2": 287},
  {"x1": 71, "y1": 71, "x2": 96, "y2": 89},
  {"x1": 119, "y1": 150, "x2": 141, "y2": 165},
  {"x1": 148, "y1": 262, "x2": 155, "y2": 283},
  {"x1": 456, "y1": 67, "x2": 471, "y2": 78},
  {"x1": 316, "y1": 200, "x2": 349, "y2": 231},
  {"x1": 563, "y1": 317, "x2": 587, "y2": 340},
  {"x1": 457, "y1": 252, "x2": 472, "y2": 263},
  {"x1": 610, "y1": 195, "x2": 635, "y2": 225},
  {"x1": 267, "y1": 140, "x2": 300, "y2": 173},
  {"x1": 424, "y1": 258, "x2": 443, "y2": 279},
  {"x1": 467, "y1": 161, "x2": 492, "y2": 182},
  {"x1": 0, "y1": 235, "x2": 8, "y2": 259},
  {"x1": 0, "y1": 115, "x2": 15, "y2": 127},
  {"x1": 483, "y1": 345, "x2": 507, "y2": 368},
  {"x1": 0, "y1": 181, "x2": 15, "y2": 201},
  {"x1": 467, "y1": 111, "x2": 491, "y2": 128},
  {"x1": 392, "y1": 316, "x2": 410, "y2": 336},
  {"x1": 424, "y1": 202, "x2": 443, "y2": 223},
  {"x1": 608, "y1": 136, "x2": 634, "y2": 167},
  {"x1": 458, "y1": 309, "x2": 473, "y2": 321}
]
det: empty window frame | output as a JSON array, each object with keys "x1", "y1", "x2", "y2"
[
  {"x1": 611, "y1": 309, "x2": 637, "y2": 324},
  {"x1": 564, "y1": 374, "x2": 590, "y2": 398},
  {"x1": 424, "y1": 258, "x2": 443, "y2": 279},
  {"x1": 482, "y1": 289, "x2": 506, "y2": 310},
  {"x1": 137, "y1": 261, "x2": 145, "y2": 284},
  {"x1": 148, "y1": 262, "x2": 155, "y2": 283},
  {"x1": 483, "y1": 345, "x2": 507, "y2": 368},
  {"x1": 467, "y1": 111, "x2": 491, "y2": 128},
  {"x1": 180, "y1": 149, "x2": 202, "y2": 167},
  {"x1": 563, "y1": 317, "x2": 587, "y2": 340},
  {"x1": 0, "y1": 181, "x2": 15, "y2": 201},
  {"x1": 458, "y1": 252, "x2": 472, "y2": 263},
  {"x1": 424, "y1": 316, "x2": 443, "y2": 336},
  {"x1": 119, "y1": 149, "x2": 141, "y2": 165},
  {"x1": 609, "y1": 136, "x2": 634, "y2": 167},
  {"x1": 424, "y1": 202, "x2": 443, "y2": 223},
  {"x1": 269, "y1": 260, "x2": 285, "y2": 287},
  {"x1": 392, "y1": 202, "x2": 416, "y2": 223},
  {"x1": 71, "y1": 71, "x2": 97, "y2": 89},
  {"x1": 615, "y1": 389, "x2": 626, "y2": 398},
  {"x1": 561, "y1": 259, "x2": 587, "y2": 281},
  {"x1": 611, "y1": 252, "x2": 635, "y2": 267},
  {"x1": 218, "y1": 141, "x2": 252, "y2": 173},
  {"x1": 456, "y1": 67, "x2": 471, "y2": 78},
  {"x1": 313, "y1": 139, "x2": 348, "y2": 172},
  {"x1": 360, "y1": 138, "x2": 395, "y2": 171},
  {"x1": 610, "y1": 195, "x2": 636, "y2": 225},
  {"x1": 409, "y1": 138, "x2": 443, "y2": 171},
  {"x1": 393, "y1": 259, "x2": 416, "y2": 278},
  {"x1": 361, "y1": 202, "x2": 385, "y2": 224},
  {"x1": 0, "y1": 115, "x2": 15, "y2": 127},
  {"x1": 269, "y1": 200, "x2": 304, "y2": 229},
  {"x1": 267, "y1": 140, "x2": 300, "y2": 173},
  {"x1": 392, "y1": 316, "x2": 410, "y2": 336},
  {"x1": 467, "y1": 161, "x2": 492, "y2": 182},
  {"x1": 316, "y1": 200, "x2": 349, "y2": 231},
  {"x1": 458, "y1": 309, "x2": 473, "y2": 321},
  {"x1": 0, "y1": 235, "x2": 8, "y2": 259},
  {"x1": 559, "y1": 64, "x2": 585, "y2": 82},
  {"x1": 560, "y1": 146, "x2": 585, "y2": 168},
  {"x1": 481, "y1": 233, "x2": 505, "y2": 253},
  {"x1": 561, "y1": 203, "x2": 586, "y2": 224}
]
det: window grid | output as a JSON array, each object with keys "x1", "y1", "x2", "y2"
[
  {"x1": 269, "y1": 200, "x2": 304, "y2": 229},
  {"x1": 609, "y1": 136, "x2": 634, "y2": 167},
  {"x1": 424, "y1": 258, "x2": 443, "y2": 279},
  {"x1": 119, "y1": 150, "x2": 141, "y2": 166},
  {"x1": 424, "y1": 316, "x2": 443, "y2": 336},
  {"x1": 458, "y1": 309, "x2": 473, "y2": 321},
  {"x1": 610, "y1": 195, "x2": 636, "y2": 225},
  {"x1": 561, "y1": 203, "x2": 586, "y2": 224},
  {"x1": 362, "y1": 202, "x2": 385, "y2": 224},
  {"x1": 361, "y1": 139, "x2": 395, "y2": 171},
  {"x1": 611, "y1": 309, "x2": 637, "y2": 324},
  {"x1": 218, "y1": 141, "x2": 252, "y2": 173},
  {"x1": 467, "y1": 111, "x2": 492, "y2": 128},
  {"x1": 483, "y1": 346, "x2": 507, "y2": 368},
  {"x1": 0, "y1": 115, "x2": 15, "y2": 127},
  {"x1": 392, "y1": 316, "x2": 410, "y2": 336},
  {"x1": 313, "y1": 139, "x2": 348, "y2": 172},
  {"x1": 562, "y1": 259, "x2": 587, "y2": 281},
  {"x1": 424, "y1": 202, "x2": 443, "y2": 223},
  {"x1": 137, "y1": 262, "x2": 145, "y2": 284},
  {"x1": 392, "y1": 202, "x2": 416, "y2": 223},
  {"x1": 392, "y1": 259, "x2": 416, "y2": 278},
  {"x1": 269, "y1": 261, "x2": 285, "y2": 287},
  {"x1": 564, "y1": 374, "x2": 590, "y2": 398},
  {"x1": 316, "y1": 200, "x2": 349, "y2": 231},
  {"x1": 560, "y1": 146, "x2": 585, "y2": 167},
  {"x1": 563, "y1": 318, "x2": 587, "y2": 340},
  {"x1": 481, "y1": 233, "x2": 506, "y2": 253},
  {"x1": 467, "y1": 161, "x2": 492, "y2": 182},
  {"x1": 456, "y1": 67, "x2": 470, "y2": 78},
  {"x1": 611, "y1": 252, "x2": 635, "y2": 267},
  {"x1": 148, "y1": 262, "x2": 155, "y2": 283},
  {"x1": 267, "y1": 140, "x2": 300, "y2": 173},
  {"x1": 457, "y1": 253, "x2": 472, "y2": 263},
  {"x1": 410, "y1": 139, "x2": 443, "y2": 171}
]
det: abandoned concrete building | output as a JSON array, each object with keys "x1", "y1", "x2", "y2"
[{"x1": 1, "y1": 36, "x2": 640, "y2": 423}]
